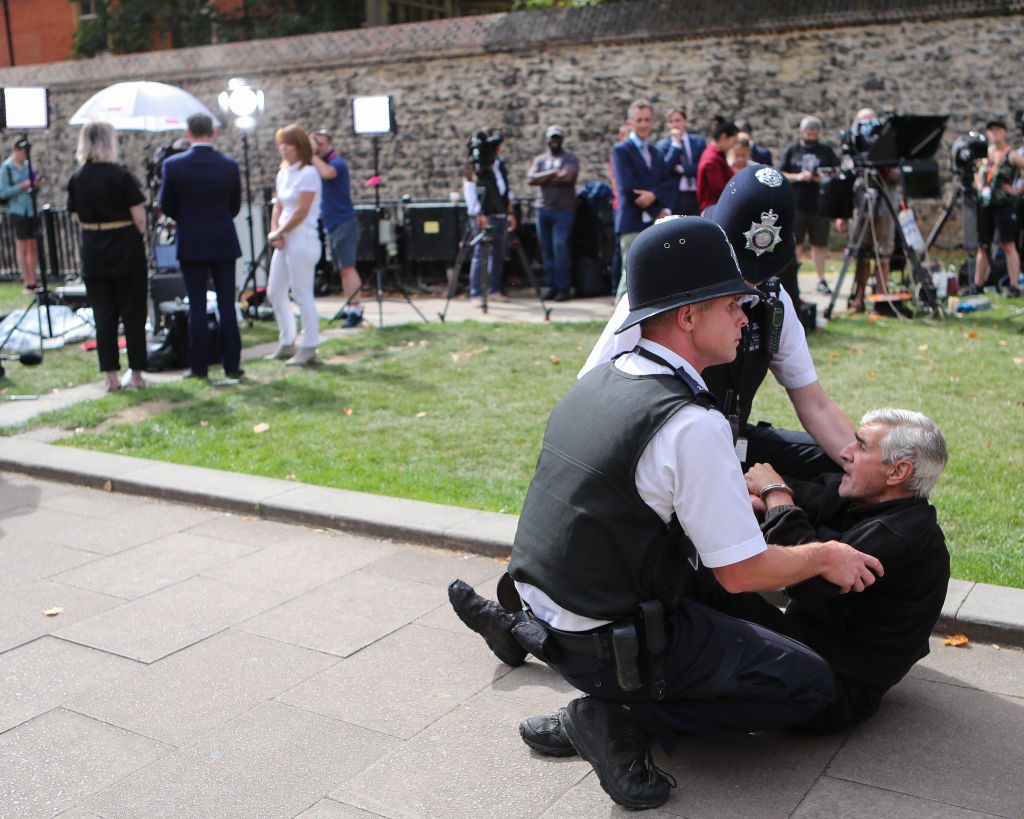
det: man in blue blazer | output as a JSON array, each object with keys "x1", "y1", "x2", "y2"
[
  {"x1": 655, "y1": 107, "x2": 707, "y2": 216},
  {"x1": 611, "y1": 100, "x2": 677, "y2": 299},
  {"x1": 158, "y1": 112, "x2": 243, "y2": 379}
]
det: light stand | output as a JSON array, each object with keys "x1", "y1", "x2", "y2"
[
  {"x1": 352, "y1": 95, "x2": 427, "y2": 327},
  {"x1": 218, "y1": 78, "x2": 269, "y2": 322}
]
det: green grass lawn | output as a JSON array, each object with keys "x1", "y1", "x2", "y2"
[{"x1": 9, "y1": 297, "x2": 1023, "y2": 588}]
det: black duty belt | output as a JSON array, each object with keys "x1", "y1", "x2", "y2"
[{"x1": 529, "y1": 613, "x2": 614, "y2": 659}]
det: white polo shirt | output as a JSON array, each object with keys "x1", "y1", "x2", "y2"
[
  {"x1": 517, "y1": 339, "x2": 767, "y2": 631},
  {"x1": 275, "y1": 162, "x2": 322, "y2": 237}
]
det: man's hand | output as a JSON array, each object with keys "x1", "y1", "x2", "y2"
[
  {"x1": 835, "y1": 218, "x2": 847, "y2": 233},
  {"x1": 507, "y1": 213, "x2": 517, "y2": 231},
  {"x1": 475, "y1": 214, "x2": 488, "y2": 230},
  {"x1": 749, "y1": 493, "x2": 767, "y2": 515},
  {"x1": 744, "y1": 463, "x2": 784, "y2": 497},
  {"x1": 819, "y1": 541, "x2": 883, "y2": 593},
  {"x1": 634, "y1": 189, "x2": 656, "y2": 208}
]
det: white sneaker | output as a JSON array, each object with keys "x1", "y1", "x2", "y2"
[
  {"x1": 264, "y1": 343, "x2": 297, "y2": 361},
  {"x1": 285, "y1": 347, "x2": 317, "y2": 367}
]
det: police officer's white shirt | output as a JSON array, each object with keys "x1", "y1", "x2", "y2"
[
  {"x1": 579, "y1": 286, "x2": 817, "y2": 391},
  {"x1": 516, "y1": 339, "x2": 768, "y2": 632}
]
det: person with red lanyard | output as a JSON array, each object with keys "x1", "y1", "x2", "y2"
[
  {"x1": 974, "y1": 119, "x2": 1024, "y2": 296},
  {"x1": 696, "y1": 117, "x2": 738, "y2": 213}
]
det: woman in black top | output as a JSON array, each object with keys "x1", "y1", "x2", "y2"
[{"x1": 67, "y1": 122, "x2": 148, "y2": 391}]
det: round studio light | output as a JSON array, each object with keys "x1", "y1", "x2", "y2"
[{"x1": 218, "y1": 78, "x2": 264, "y2": 128}]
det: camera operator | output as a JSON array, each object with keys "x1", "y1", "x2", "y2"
[
  {"x1": 973, "y1": 119, "x2": 1024, "y2": 296},
  {"x1": 836, "y1": 108, "x2": 898, "y2": 312},
  {"x1": 464, "y1": 130, "x2": 515, "y2": 303},
  {"x1": 0, "y1": 138, "x2": 45, "y2": 293},
  {"x1": 779, "y1": 116, "x2": 841, "y2": 295}
]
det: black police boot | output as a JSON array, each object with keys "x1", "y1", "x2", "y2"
[
  {"x1": 560, "y1": 697, "x2": 675, "y2": 810},
  {"x1": 447, "y1": 579, "x2": 527, "y2": 667},
  {"x1": 519, "y1": 712, "x2": 576, "y2": 757}
]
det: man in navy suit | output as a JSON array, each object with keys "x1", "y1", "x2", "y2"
[
  {"x1": 611, "y1": 100, "x2": 677, "y2": 299},
  {"x1": 655, "y1": 107, "x2": 707, "y2": 216},
  {"x1": 158, "y1": 112, "x2": 243, "y2": 379}
]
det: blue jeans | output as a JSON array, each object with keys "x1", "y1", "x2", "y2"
[
  {"x1": 469, "y1": 214, "x2": 507, "y2": 296},
  {"x1": 536, "y1": 208, "x2": 575, "y2": 292}
]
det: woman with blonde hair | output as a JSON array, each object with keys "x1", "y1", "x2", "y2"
[
  {"x1": 265, "y1": 123, "x2": 323, "y2": 366},
  {"x1": 66, "y1": 121, "x2": 148, "y2": 391}
]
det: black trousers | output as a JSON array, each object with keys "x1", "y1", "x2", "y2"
[
  {"x1": 547, "y1": 596, "x2": 835, "y2": 754},
  {"x1": 672, "y1": 190, "x2": 700, "y2": 216},
  {"x1": 743, "y1": 422, "x2": 842, "y2": 482},
  {"x1": 181, "y1": 260, "x2": 241, "y2": 376},
  {"x1": 84, "y1": 272, "x2": 148, "y2": 373}
]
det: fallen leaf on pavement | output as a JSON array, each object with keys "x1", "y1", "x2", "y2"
[
  {"x1": 41, "y1": 607, "x2": 63, "y2": 617},
  {"x1": 944, "y1": 633, "x2": 970, "y2": 647},
  {"x1": 252, "y1": 422, "x2": 270, "y2": 434}
]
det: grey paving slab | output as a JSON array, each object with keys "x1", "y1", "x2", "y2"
[
  {"x1": 956, "y1": 582, "x2": 1024, "y2": 646},
  {"x1": 237, "y1": 568, "x2": 443, "y2": 657},
  {"x1": 334, "y1": 692, "x2": 590, "y2": 818},
  {"x1": 182, "y1": 510, "x2": 315, "y2": 545},
  {"x1": 54, "y1": 575, "x2": 290, "y2": 663},
  {"x1": 262, "y1": 483, "x2": 481, "y2": 548},
  {"x1": 486, "y1": 658, "x2": 579, "y2": 712},
  {"x1": 0, "y1": 538, "x2": 100, "y2": 588},
  {"x1": 650, "y1": 730, "x2": 847, "y2": 818},
  {"x1": 1, "y1": 580, "x2": 122, "y2": 654},
  {"x1": 202, "y1": 530, "x2": 397, "y2": 595},
  {"x1": 908, "y1": 636, "x2": 1024, "y2": 698},
  {"x1": 0, "y1": 637, "x2": 139, "y2": 734},
  {"x1": 294, "y1": 799, "x2": 383, "y2": 818},
  {"x1": 360, "y1": 542, "x2": 504, "y2": 588},
  {"x1": 67, "y1": 628, "x2": 337, "y2": 747},
  {"x1": 278, "y1": 623, "x2": 512, "y2": 739},
  {"x1": 542, "y1": 778, "x2": 680, "y2": 818},
  {"x1": 0, "y1": 471, "x2": 70, "y2": 513},
  {"x1": 52, "y1": 531, "x2": 256, "y2": 600},
  {"x1": 81, "y1": 701, "x2": 398, "y2": 819},
  {"x1": 828, "y1": 676, "x2": 1024, "y2": 817},
  {"x1": 0, "y1": 708, "x2": 169, "y2": 819},
  {"x1": 39, "y1": 486, "x2": 148, "y2": 519},
  {"x1": 792, "y1": 776, "x2": 1002, "y2": 819}
]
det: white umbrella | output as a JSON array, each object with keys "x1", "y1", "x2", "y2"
[{"x1": 69, "y1": 81, "x2": 220, "y2": 132}]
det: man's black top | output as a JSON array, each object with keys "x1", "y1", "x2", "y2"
[
  {"x1": 765, "y1": 473, "x2": 950, "y2": 691},
  {"x1": 778, "y1": 140, "x2": 841, "y2": 212}
]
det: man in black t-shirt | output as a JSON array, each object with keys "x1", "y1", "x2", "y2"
[{"x1": 779, "y1": 116, "x2": 840, "y2": 295}]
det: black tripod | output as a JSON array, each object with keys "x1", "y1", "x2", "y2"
[
  {"x1": 924, "y1": 169, "x2": 979, "y2": 284},
  {"x1": 236, "y1": 133, "x2": 273, "y2": 322},
  {"x1": 364, "y1": 136, "x2": 427, "y2": 327},
  {"x1": 438, "y1": 215, "x2": 551, "y2": 322},
  {"x1": 824, "y1": 168, "x2": 941, "y2": 319}
]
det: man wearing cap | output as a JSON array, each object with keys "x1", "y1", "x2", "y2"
[
  {"x1": 450, "y1": 215, "x2": 882, "y2": 811},
  {"x1": 582, "y1": 165, "x2": 856, "y2": 481},
  {"x1": 779, "y1": 116, "x2": 841, "y2": 295},
  {"x1": 528, "y1": 126, "x2": 579, "y2": 302}
]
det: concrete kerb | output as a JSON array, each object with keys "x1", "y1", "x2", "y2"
[{"x1": 3, "y1": 436, "x2": 1024, "y2": 649}]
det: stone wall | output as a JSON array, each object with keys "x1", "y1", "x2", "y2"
[{"x1": 1, "y1": 0, "x2": 1022, "y2": 245}]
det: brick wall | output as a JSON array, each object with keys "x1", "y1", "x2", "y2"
[{"x1": 0, "y1": 0, "x2": 1020, "y2": 245}]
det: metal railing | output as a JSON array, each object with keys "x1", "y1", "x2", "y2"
[{"x1": 0, "y1": 206, "x2": 83, "y2": 283}]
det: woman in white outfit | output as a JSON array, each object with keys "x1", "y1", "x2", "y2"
[{"x1": 265, "y1": 123, "x2": 323, "y2": 366}]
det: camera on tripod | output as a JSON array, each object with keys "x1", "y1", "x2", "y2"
[{"x1": 467, "y1": 130, "x2": 503, "y2": 175}]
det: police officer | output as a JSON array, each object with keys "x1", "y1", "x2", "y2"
[
  {"x1": 581, "y1": 164, "x2": 855, "y2": 480},
  {"x1": 450, "y1": 216, "x2": 883, "y2": 811}
]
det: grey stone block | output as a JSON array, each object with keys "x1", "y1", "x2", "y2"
[
  {"x1": 54, "y1": 575, "x2": 289, "y2": 663},
  {"x1": 67, "y1": 629, "x2": 337, "y2": 746},
  {"x1": 278, "y1": 623, "x2": 514, "y2": 739},
  {"x1": 0, "y1": 580, "x2": 122, "y2": 654},
  {"x1": 0, "y1": 708, "x2": 168, "y2": 819},
  {"x1": 202, "y1": 530, "x2": 397, "y2": 595},
  {"x1": 828, "y1": 677, "x2": 1024, "y2": 816},
  {"x1": 238, "y1": 568, "x2": 443, "y2": 657},
  {"x1": 793, "y1": 775, "x2": 999, "y2": 818},
  {"x1": 956, "y1": 582, "x2": 1024, "y2": 647},
  {"x1": 0, "y1": 438, "x2": 149, "y2": 489},
  {"x1": 333, "y1": 692, "x2": 590, "y2": 817},
  {"x1": 0, "y1": 637, "x2": 139, "y2": 734},
  {"x1": 262, "y1": 483, "x2": 480, "y2": 547},
  {"x1": 81, "y1": 701, "x2": 397, "y2": 819},
  {"x1": 360, "y1": 543, "x2": 505, "y2": 588},
  {"x1": 909, "y1": 637, "x2": 1024, "y2": 698},
  {"x1": 294, "y1": 800, "x2": 382, "y2": 818},
  {"x1": 53, "y1": 531, "x2": 256, "y2": 600}
]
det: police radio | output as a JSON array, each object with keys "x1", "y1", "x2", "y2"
[{"x1": 761, "y1": 279, "x2": 784, "y2": 355}]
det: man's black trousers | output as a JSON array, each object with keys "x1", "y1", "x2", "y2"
[
  {"x1": 546, "y1": 597, "x2": 835, "y2": 753},
  {"x1": 180, "y1": 260, "x2": 241, "y2": 376}
]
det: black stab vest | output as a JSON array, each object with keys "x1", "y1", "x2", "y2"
[{"x1": 509, "y1": 361, "x2": 712, "y2": 621}]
